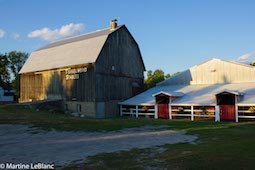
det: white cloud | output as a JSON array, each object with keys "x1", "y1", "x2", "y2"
[
  {"x1": 28, "y1": 23, "x2": 84, "y2": 41},
  {"x1": 0, "y1": 29, "x2": 5, "y2": 38},
  {"x1": 12, "y1": 33, "x2": 20, "y2": 39},
  {"x1": 236, "y1": 52, "x2": 255, "y2": 64}
]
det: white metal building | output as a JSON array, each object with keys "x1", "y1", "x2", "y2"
[{"x1": 120, "y1": 58, "x2": 255, "y2": 122}]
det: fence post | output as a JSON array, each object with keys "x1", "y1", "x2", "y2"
[
  {"x1": 169, "y1": 104, "x2": 172, "y2": 120},
  {"x1": 215, "y1": 105, "x2": 220, "y2": 122},
  {"x1": 191, "y1": 105, "x2": 194, "y2": 121},
  {"x1": 136, "y1": 105, "x2": 138, "y2": 118},
  {"x1": 120, "y1": 105, "x2": 123, "y2": 116},
  {"x1": 235, "y1": 105, "x2": 238, "y2": 122},
  {"x1": 154, "y1": 104, "x2": 158, "y2": 119}
]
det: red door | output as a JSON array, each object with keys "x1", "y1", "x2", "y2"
[
  {"x1": 158, "y1": 104, "x2": 169, "y2": 119},
  {"x1": 220, "y1": 105, "x2": 236, "y2": 121}
]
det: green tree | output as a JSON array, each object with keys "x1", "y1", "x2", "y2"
[
  {"x1": 250, "y1": 62, "x2": 255, "y2": 66},
  {"x1": 0, "y1": 53, "x2": 10, "y2": 82},
  {"x1": 7, "y1": 51, "x2": 29, "y2": 97},
  {"x1": 0, "y1": 51, "x2": 28, "y2": 98},
  {"x1": 165, "y1": 73, "x2": 171, "y2": 79},
  {"x1": 144, "y1": 69, "x2": 171, "y2": 89},
  {"x1": 172, "y1": 71, "x2": 181, "y2": 76},
  {"x1": 8, "y1": 51, "x2": 28, "y2": 76}
]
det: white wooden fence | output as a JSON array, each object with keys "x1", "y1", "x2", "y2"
[
  {"x1": 237, "y1": 105, "x2": 255, "y2": 120},
  {"x1": 120, "y1": 105, "x2": 156, "y2": 118},
  {"x1": 120, "y1": 104, "x2": 255, "y2": 122}
]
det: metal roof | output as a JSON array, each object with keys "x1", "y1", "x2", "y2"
[
  {"x1": 120, "y1": 83, "x2": 255, "y2": 106},
  {"x1": 37, "y1": 28, "x2": 116, "y2": 51},
  {"x1": 215, "y1": 90, "x2": 241, "y2": 96},
  {"x1": 19, "y1": 25, "x2": 123, "y2": 74},
  {"x1": 152, "y1": 91, "x2": 184, "y2": 97}
]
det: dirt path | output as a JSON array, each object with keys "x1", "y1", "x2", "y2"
[{"x1": 0, "y1": 124, "x2": 197, "y2": 166}]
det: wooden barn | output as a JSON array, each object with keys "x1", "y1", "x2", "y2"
[
  {"x1": 120, "y1": 58, "x2": 255, "y2": 122},
  {"x1": 19, "y1": 20, "x2": 145, "y2": 118}
]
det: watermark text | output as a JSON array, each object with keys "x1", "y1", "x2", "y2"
[{"x1": 0, "y1": 163, "x2": 54, "y2": 169}]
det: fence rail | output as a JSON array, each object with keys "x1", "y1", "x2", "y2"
[
  {"x1": 120, "y1": 105, "x2": 155, "y2": 118},
  {"x1": 120, "y1": 104, "x2": 255, "y2": 122}
]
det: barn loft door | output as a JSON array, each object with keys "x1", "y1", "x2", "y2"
[
  {"x1": 216, "y1": 92, "x2": 236, "y2": 121},
  {"x1": 155, "y1": 94, "x2": 170, "y2": 119}
]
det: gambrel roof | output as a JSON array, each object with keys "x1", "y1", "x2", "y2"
[{"x1": 20, "y1": 24, "x2": 145, "y2": 74}]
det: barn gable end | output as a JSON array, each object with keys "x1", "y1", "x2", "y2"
[
  {"x1": 158, "y1": 58, "x2": 255, "y2": 86},
  {"x1": 94, "y1": 26, "x2": 145, "y2": 117}
]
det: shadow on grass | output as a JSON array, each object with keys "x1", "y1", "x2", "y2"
[{"x1": 61, "y1": 122, "x2": 255, "y2": 170}]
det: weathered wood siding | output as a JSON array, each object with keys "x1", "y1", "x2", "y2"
[
  {"x1": 20, "y1": 73, "x2": 44, "y2": 101},
  {"x1": 95, "y1": 26, "x2": 144, "y2": 102},
  {"x1": 45, "y1": 71, "x2": 62, "y2": 99},
  {"x1": 20, "y1": 66, "x2": 96, "y2": 102},
  {"x1": 61, "y1": 66, "x2": 95, "y2": 101}
]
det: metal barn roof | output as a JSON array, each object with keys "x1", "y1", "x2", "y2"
[
  {"x1": 120, "y1": 83, "x2": 255, "y2": 106},
  {"x1": 19, "y1": 25, "x2": 123, "y2": 74}
]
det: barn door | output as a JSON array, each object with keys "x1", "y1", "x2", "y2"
[
  {"x1": 155, "y1": 93, "x2": 170, "y2": 119},
  {"x1": 220, "y1": 105, "x2": 235, "y2": 121},
  {"x1": 96, "y1": 102, "x2": 105, "y2": 118},
  {"x1": 158, "y1": 104, "x2": 169, "y2": 119},
  {"x1": 216, "y1": 92, "x2": 236, "y2": 121}
]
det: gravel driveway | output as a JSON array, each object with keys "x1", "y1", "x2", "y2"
[{"x1": 0, "y1": 124, "x2": 197, "y2": 166}]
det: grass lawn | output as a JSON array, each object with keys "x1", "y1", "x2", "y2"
[
  {"x1": 1, "y1": 104, "x2": 255, "y2": 169},
  {"x1": 69, "y1": 122, "x2": 255, "y2": 170},
  {"x1": 0, "y1": 104, "x2": 225, "y2": 132}
]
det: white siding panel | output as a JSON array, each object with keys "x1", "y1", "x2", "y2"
[{"x1": 159, "y1": 58, "x2": 255, "y2": 85}]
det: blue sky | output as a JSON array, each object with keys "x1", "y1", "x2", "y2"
[{"x1": 1, "y1": 0, "x2": 255, "y2": 75}]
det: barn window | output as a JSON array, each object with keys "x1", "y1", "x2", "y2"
[{"x1": 155, "y1": 94, "x2": 170, "y2": 104}]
